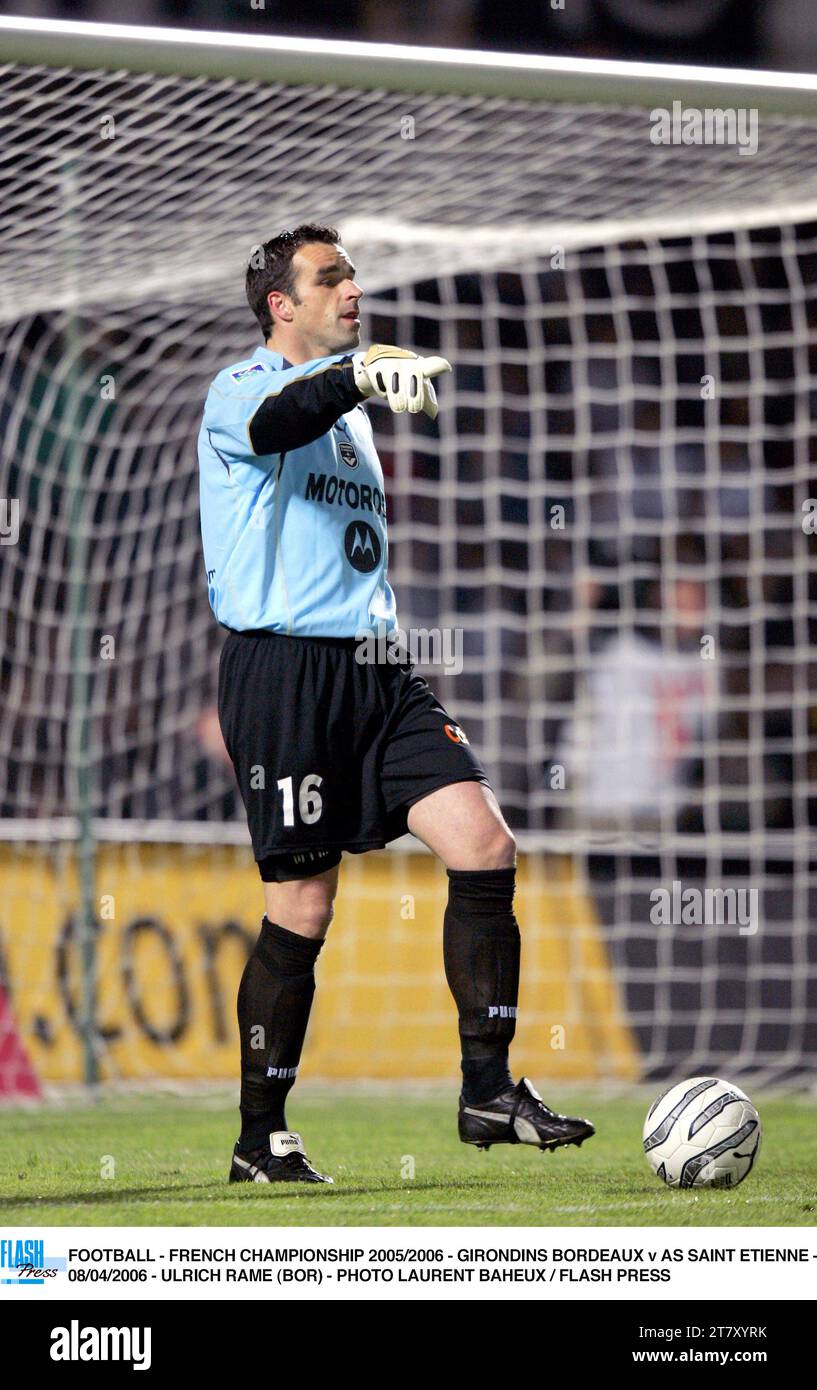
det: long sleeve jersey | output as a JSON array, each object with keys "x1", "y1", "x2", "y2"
[{"x1": 198, "y1": 344, "x2": 397, "y2": 636}]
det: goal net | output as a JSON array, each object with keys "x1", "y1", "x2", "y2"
[{"x1": 1, "y1": 18, "x2": 816, "y2": 1089}]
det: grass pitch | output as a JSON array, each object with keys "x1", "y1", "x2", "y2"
[{"x1": 0, "y1": 1085, "x2": 814, "y2": 1227}]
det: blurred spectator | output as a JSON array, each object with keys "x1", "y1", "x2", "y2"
[{"x1": 555, "y1": 544, "x2": 715, "y2": 833}]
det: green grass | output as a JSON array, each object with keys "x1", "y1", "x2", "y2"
[{"x1": 0, "y1": 1086, "x2": 814, "y2": 1226}]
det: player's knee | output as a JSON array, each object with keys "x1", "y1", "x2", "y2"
[
  {"x1": 290, "y1": 894, "x2": 335, "y2": 938},
  {"x1": 480, "y1": 826, "x2": 517, "y2": 870},
  {"x1": 266, "y1": 883, "x2": 336, "y2": 939},
  {"x1": 447, "y1": 824, "x2": 516, "y2": 872}
]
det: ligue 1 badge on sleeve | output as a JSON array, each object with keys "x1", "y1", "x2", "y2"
[{"x1": 230, "y1": 362, "x2": 266, "y2": 382}]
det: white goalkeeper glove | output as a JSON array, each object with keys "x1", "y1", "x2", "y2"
[{"x1": 352, "y1": 343, "x2": 452, "y2": 419}]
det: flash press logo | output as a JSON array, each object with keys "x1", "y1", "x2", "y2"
[
  {"x1": 0, "y1": 1237, "x2": 66, "y2": 1285},
  {"x1": 50, "y1": 1321, "x2": 152, "y2": 1372}
]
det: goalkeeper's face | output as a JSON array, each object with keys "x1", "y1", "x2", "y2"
[{"x1": 285, "y1": 242, "x2": 363, "y2": 359}]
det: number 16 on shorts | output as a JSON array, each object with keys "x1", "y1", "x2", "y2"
[{"x1": 276, "y1": 773, "x2": 324, "y2": 827}]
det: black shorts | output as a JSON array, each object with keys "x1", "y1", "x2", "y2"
[{"x1": 218, "y1": 629, "x2": 491, "y2": 881}]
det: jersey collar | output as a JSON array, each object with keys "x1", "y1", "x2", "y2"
[
  {"x1": 254, "y1": 345, "x2": 291, "y2": 369},
  {"x1": 254, "y1": 345, "x2": 349, "y2": 371}
]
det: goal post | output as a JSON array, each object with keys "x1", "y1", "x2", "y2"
[
  {"x1": 4, "y1": 14, "x2": 817, "y2": 110},
  {"x1": 1, "y1": 18, "x2": 816, "y2": 1090}
]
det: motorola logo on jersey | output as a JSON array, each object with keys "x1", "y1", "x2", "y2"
[
  {"x1": 344, "y1": 521, "x2": 381, "y2": 573},
  {"x1": 305, "y1": 472, "x2": 386, "y2": 517}
]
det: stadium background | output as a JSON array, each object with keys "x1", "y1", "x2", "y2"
[{"x1": 1, "y1": 0, "x2": 816, "y2": 1096}]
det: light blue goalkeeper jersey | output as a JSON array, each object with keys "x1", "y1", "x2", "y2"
[{"x1": 198, "y1": 344, "x2": 397, "y2": 636}]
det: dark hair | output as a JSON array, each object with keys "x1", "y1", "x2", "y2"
[{"x1": 245, "y1": 224, "x2": 340, "y2": 339}]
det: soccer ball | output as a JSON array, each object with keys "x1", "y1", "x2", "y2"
[{"x1": 643, "y1": 1076, "x2": 761, "y2": 1189}]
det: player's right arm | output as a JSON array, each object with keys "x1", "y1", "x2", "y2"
[
  {"x1": 205, "y1": 354, "x2": 363, "y2": 462},
  {"x1": 352, "y1": 344, "x2": 451, "y2": 419},
  {"x1": 204, "y1": 345, "x2": 452, "y2": 463}
]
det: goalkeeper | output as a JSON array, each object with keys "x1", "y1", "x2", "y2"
[{"x1": 198, "y1": 224, "x2": 594, "y2": 1184}]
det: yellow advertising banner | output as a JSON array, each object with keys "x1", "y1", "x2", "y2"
[{"x1": 0, "y1": 844, "x2": 639, "y2": 1083}]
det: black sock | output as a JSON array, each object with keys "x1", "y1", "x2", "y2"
[
  {"x1": 237, "y1": 916, "x2": 324, "y2": 1150},
  {"x1": 461, "y1": 1054, "x2": 514, "y2": 1104},
  {"x1": 443, "y1": 866, "x2": 520, "y2": 1104}
]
